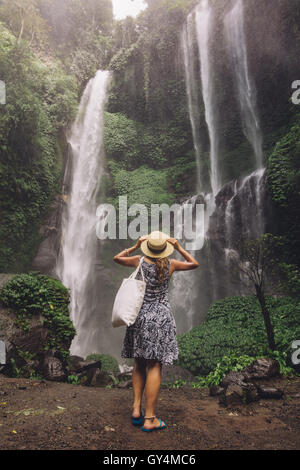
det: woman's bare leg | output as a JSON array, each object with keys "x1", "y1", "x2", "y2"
[
  {"x1": 132, "y1": 358, "x2": 147, "y2": 417},
  {"x1": 143, "y1": 359, "x2": 166, "y2": 429}
]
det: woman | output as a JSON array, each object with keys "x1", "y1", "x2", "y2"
[{"x1": 113, "y1": 231, "x2": 199, "y2": 432}]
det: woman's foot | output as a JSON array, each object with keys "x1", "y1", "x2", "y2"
[
  {"x1": 142, "y1": 416, "x2": 166, "y2": 430},
  {"x1": 132, "y1": 406, "x2": 143, "y2": 419}
]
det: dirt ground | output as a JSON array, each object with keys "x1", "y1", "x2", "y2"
[{"x1": 0, "y1": 375, "x2": 299, "y2": 450}]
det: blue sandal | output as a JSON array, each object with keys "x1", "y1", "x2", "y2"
[
  {"x1": 131, "y1": 411, "x2": 144, "y2": 426},
  {"x1": 141, "y1": 415, "x2": 167, "y2": 432}
]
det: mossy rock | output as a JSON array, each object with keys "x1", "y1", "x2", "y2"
[{"x1": 86, "y1": 353, "x2": 120, "y2": 376}]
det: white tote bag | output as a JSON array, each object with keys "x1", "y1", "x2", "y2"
[{"x1": 112, "y1": 256, "x2": 146, "y2": 328}]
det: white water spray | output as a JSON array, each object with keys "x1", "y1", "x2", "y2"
[
  {"x1": 55, "y1": 70, "x2": 111, "y2": 357},
  {"x1": 224, "y1": 0, "x2": 263, "y2": 169}
]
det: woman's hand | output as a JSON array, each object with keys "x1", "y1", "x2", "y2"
[
  {"x1": 168, "y1": 238, "x2": 180, "y2": 250},
  {"x1": 136, "y1": 235, "x2": 148, "y2": 248}
]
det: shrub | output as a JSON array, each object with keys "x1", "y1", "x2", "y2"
[
  {"x1": 0, "y1": 272, "x2": 76, "y2": 360},
  {"x1": 176, "y1": 295, "x2": 300, "y2": 375}
]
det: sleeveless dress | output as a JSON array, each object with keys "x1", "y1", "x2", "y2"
[{"x1": 121, "y1": 258, "x2": 179, "y2": 366}]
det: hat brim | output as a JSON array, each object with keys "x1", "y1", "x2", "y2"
[{"x1": 140, "y1": 240, "x2": 174, "y2": 259}]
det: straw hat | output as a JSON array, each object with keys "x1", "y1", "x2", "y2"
[{"x1": 140, "y1": 231, "x2": 174, "y2": 259}]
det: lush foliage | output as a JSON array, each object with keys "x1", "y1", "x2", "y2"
[
  {"x1": 267, "y1": 113, "x2": 300, "y2": 263},
  {"x1": 0, "y1": 23, "x2": 78, "y2": 272},
  {"x1": 176, "y1": 295, "x2": 300, "y2": 375},
  {"x1": 0, "y1": 272, "x2": 76, "y2": 359},
  {"x1": 190, "y1": 350, "x2": 295, "y2": 389}
]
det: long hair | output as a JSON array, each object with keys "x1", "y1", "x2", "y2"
[{"x1": 148, "y1": 256, "x2": 169, "y2": 283}]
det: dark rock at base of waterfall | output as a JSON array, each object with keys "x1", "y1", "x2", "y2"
[
  {"x1": 116, "y1": 379, "x2": 132, "y2": 389},
  {"x1": 220, "y1": 382, "x2": 259, "y2": 406},
  {"x1": 13, "y1": 325, "x2": 49, "y2": 357},
  {"x1": 117, "y1": 371, "x2": 132, "y2": 382},
  {"x1": 209, "y1": 385, "x2": 225, "y2": 397},
  {"x1": 257, "y1": 385, "x2": 284, "y2": 399},
  {"x1": 41, "y1": 354, "x2": 66, "y2": 382},
  {"x1": 31, "y1": 194, "x2": 64, "y2": 276},
  {"x1": 243, "y1": 358, "x2": 280, "y2": 380},
  {"x1": 162, "y1": 364, "x2": 195, "y2": 386},
  {"x1": 219, "y1": 371, "x2": 259, "y2": 405},
  {"x1": 87, "y1": 369, "x2": 115, "y2": 387},
  {"x1": 67, "y1": 355, "x2": 102, "y2": 374},
  {"x1": 215, "y1": 358, "x2": 282, "y2": 406}
]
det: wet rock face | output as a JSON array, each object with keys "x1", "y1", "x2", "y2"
[
  {"x1": 13, "y1": 326, "x2": 49, "y2": 356},
  {"x1": 31, "y1": 194, "x2": 65, "y2": 276},
  {"x1": 213, "y1": 358, "x2": 283, "y2": 406}
]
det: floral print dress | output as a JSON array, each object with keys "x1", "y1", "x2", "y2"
[{"x1": 121, "y1": 258, "x2": 179, "y2": 366}]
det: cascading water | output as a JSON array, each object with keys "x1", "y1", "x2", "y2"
[
  {"x1": 172, "y1": 0, "x2": 266, "y2": 329},
  {"x1": 181, "y1": 16, "x2": 202, "y2": 192},
  {"x1": 55, "y1": 70, "x2": 111, "y2": 358},
  {"x1": 195, "y1": 0, "x2": 220, "y2": 196},
  {"x1": 224, "y1": 0, "x2": 264, "y2": 170}
]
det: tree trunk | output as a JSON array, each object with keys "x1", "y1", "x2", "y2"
[
  {"x1": 18, "y1": 17, "x2": 25, "y2": 44},
  {"x1": 255, "y1": 284, "x2": 276, "y2": 350}
]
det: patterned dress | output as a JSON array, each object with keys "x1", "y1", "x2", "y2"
[{"x1": 121, "y1": 258, "x2": 179, "y2": 366}]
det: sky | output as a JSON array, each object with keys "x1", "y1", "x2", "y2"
[{"x1": 112, "y1": 0, "x2": 147, "y2": 20}]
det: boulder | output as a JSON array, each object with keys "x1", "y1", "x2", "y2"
[
  {"x1": 116, "y1": 379, "x2": 132, "y2": 389},
  {"x1": 257, "y1": 385, "x2": 284, "y2": 399},
  {"x1": 116, "y1": 371, "x2": 132, "y2": 382},
  {"x1": 221, "y1": 371, "x2": 247, "y2": 388},
  {"x1": 215, "y1": 358, "x2": 282, "y2": 406},
  {"x1": 88, "y1": 369, "x2": 115, "y2": 387},
  {"x1": 67, "y1": 357, "x2": 102, "y2": 374},
  {"x1": 67, "y1": 355, "x2": 85, "y2": 371},
  {"x1": 209, "y1": 385, "x2": 225, "y2": 397},
  {"x1": 219, "y1": 372, "x2": 259, "y2": 405},
  {"x1": 243, "y1": 358, "x2": 280, "y2": 380},
  {"x1": 13, "y1": 325, "x2": 49, "y2": 356},
  {"x1": 41, "y1": 355, "x2": 66, "y2": 382}
]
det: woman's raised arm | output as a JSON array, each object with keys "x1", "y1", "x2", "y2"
[
  {"x1": 168, "y1": 238, "x2": 199, "y2": 276},
  {"x1": 113, "y1": 236, "x2": 147, "y2": 268}
]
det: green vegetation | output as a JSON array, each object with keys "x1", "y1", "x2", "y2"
[
  {"x1": 0, "y1": 23, "x2": 78, "y2": 272},
  {"x1": 103, "y1": 111, "x2": 196, "y2": 202},
  {"x1": 176, "y1": 295, "x2": 300, "y2": 376},
  {"x1": 87, "y1": 353, "x2": 120, "y2": 376},
  {"x1": 266, "y1": 114, "x2": 300, "y2": 290},
  {"x1": 67, "y1": 374, "x2": 81, "y2": 385},
  {"x1": 0, "y1": 272, "x2": 76, "y2": 359},
  {"x1": 190, "y1": 351, "x2": 295, "y2": 389}
]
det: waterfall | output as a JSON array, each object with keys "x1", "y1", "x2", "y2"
[
  {"x1": 195, "y1": 0, "x2": 220, "y2": 195},
  {"x1": 181, "y1": 14, "x2": 202, "y2": 192},
  {"x1": 174, "y1": 0, "x2": 266, "y2": 329},
  {"x1": 55, "y1": 70, "x2": 111, "y2": 358},
  {"x1": 224, "y1": 0, "x2": 263, "y2": 169}
]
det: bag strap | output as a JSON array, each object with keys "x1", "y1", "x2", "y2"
[{"x1": 129, "y1": 256, "x2": 145, "y2": 281}]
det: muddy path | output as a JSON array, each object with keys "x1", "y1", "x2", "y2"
[{"x1": 0, "y1": 376, "x2": 299, "y2": 450}]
